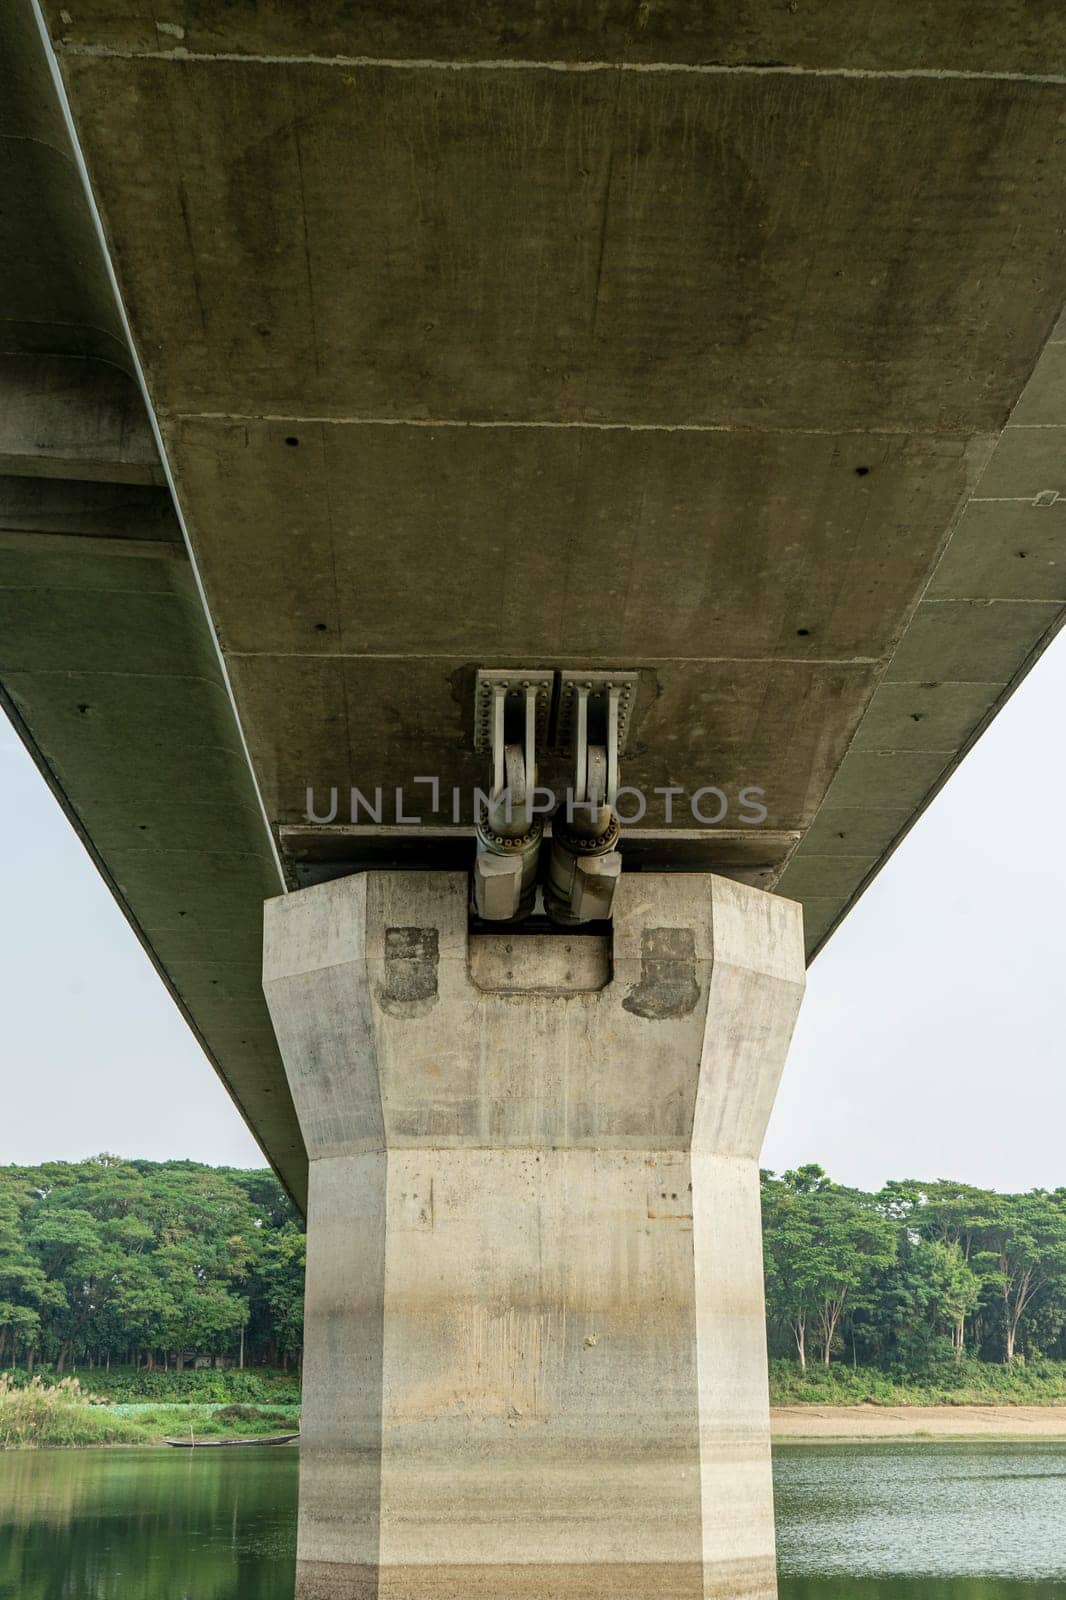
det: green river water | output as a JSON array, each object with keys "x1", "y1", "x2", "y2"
[{"x1": 1, "y1": 1441, "x2": 1062, "y2": 1598}]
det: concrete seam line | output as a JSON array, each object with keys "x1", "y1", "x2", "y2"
[
  {"x1": 29, "y1": 0, "x2": 288, "y2": 893},
  {"x1": 174, "y1": 412, "x2": 976, "y2": 437},
  {"x1": 49, "y1": 47, "x2": 1066, "y2": 86},
  {"x1": 222, "y1": 649, "x2": 884, "y2": 665}
]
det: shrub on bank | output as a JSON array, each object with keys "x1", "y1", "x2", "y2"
[
  {"x1": 0, "y1": 1376, "x2": 147, "y2": 1447},
  {"x1": 0, "y1": 1374, "x2": 301, "y2": 1446}
]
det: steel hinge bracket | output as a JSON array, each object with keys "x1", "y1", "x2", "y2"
[
  {"x1": 552, "y1": 670, "x2": 640, "y2": 755},
  {"x1": 473, "y1": 670, "x2": 554, "y2": 755}
]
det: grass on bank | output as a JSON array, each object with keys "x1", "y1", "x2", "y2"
[
  {"x1": 768, "y1": 1357, "x2": 1066, "y2": 1407},
  {"x1": 108, "y1": 1402, "x2": 301, "y2": 1442},
  {"x1": 0, "y1": 1375, "x2": 300, "y2": 1447}
]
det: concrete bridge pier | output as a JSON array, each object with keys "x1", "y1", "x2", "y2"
[{"x1": 262, "y1": 871, "x2": 804, "y2": 1600}]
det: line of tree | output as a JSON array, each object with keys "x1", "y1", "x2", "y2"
[
  {"x1": 4, "y1": 1155, "x2": 1065, "y2": 1382},
  {"x1": 762, "y1": 1165, "x2": 1066, "y2": 1373},
  {"x1": 0, "y1": 1156, "x2": 304, "y2": 1374}
]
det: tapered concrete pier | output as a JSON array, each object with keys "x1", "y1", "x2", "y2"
[{"x1": 263, "y1": 872, "x2": 804, "y2": 1599}]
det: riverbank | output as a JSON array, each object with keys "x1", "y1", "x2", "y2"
[
  {"x1": 767, "y1": 1357, "x2": 1066, "y2": 1407},
  {"x1": 102, "y1": 1403, "x2": 300, "y2": 1443},
  {"x1": 0, "y1": 1379, "x2": 300, "y2": 1447},
  {"x1": 7, "y1": 1400, "x2": 1066, "y2": 1446},
  {"x1": 6, "y1": 1375, "x2": 1066, "y2": 1448},
  {"x1": 0, "y1": 1404, "x2": 300, "y2": 1447},
  {"x1": 772, "y1": 1404, "x2": 1066, "y2": 1438}
]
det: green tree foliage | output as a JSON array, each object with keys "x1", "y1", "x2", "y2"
[
  {"x1": 6, "y1": 1155, "x2": 1065, "y2": 1384},
  {"x1": 0, "y1": 1175, "x2": 57, "y2": 1367},
  {"x1": 762, "y1": 1166, "x2": 896, "y2": 1368},
  {"x1": 763, "y1": 1169, "x2": 1066, "y2": 1375},
  {"x1": 0, "y1": 1159, "x2": 304, "y2": 1374},
  {"x1": 255, "y1": 1227, "x2": 306, "y2": 1366}
]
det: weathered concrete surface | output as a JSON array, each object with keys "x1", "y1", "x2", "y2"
[
  {"x1": 0, "y1": 356, "x2": 162, "y2": 485},
  {"x1": 42, "y1": 0, "x2": 1066, "y2": 75},
  {"x1": 0, "y1": 0, "x2": 128, "y2": 370},
  {"x1": 28, "y1": 2, "x2": 1066, "y2": 962},
  {"x1": 263, "y1": 872, "x2": 804, "y2": 1597}
]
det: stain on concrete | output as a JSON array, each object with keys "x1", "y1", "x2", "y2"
[
  {"x1": 295, "y1": 1556, "x2": 715, "y2": 1597},
  {"x1": 383, "y1": 926, "x2": 439, "y2": 1004},
  {"x1": 623, "y1": 927, "x2": 699, "y2": 1020},
  {"x1": 647, "y1": 1182, "x2": 695, "y2": 1222}
]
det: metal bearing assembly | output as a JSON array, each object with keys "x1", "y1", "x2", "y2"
[{"x1": 472, "y1": 668, "x2": 636, "y2": 925}]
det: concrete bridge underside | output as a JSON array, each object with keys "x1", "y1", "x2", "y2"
[{"x1": 4, "y1": 3, "x2": 1066, "y2": 1205}]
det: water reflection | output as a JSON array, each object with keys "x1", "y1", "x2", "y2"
[
  {"x1": 0, "y1": 1446, "x2": 297, "y2": 1600},
  {"x1": 775, "y1": 1441, "x2": 1066, "y2": 1596},
  {"x1": 1, "y1": 1441, "x2": 1064, "y2": 1598}
]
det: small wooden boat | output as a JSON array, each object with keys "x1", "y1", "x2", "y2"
[{"x1": 164, "y1": 1432, "x2": 299, "y2": 1448}]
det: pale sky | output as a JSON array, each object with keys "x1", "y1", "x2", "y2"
[{"x1": 2, "y1": 636, "x2": 1064, "y2": 1191}]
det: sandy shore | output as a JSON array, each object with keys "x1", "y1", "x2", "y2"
[{"x1": 771, "y1": 1403, "x2": 1066, "y2": 1438}]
